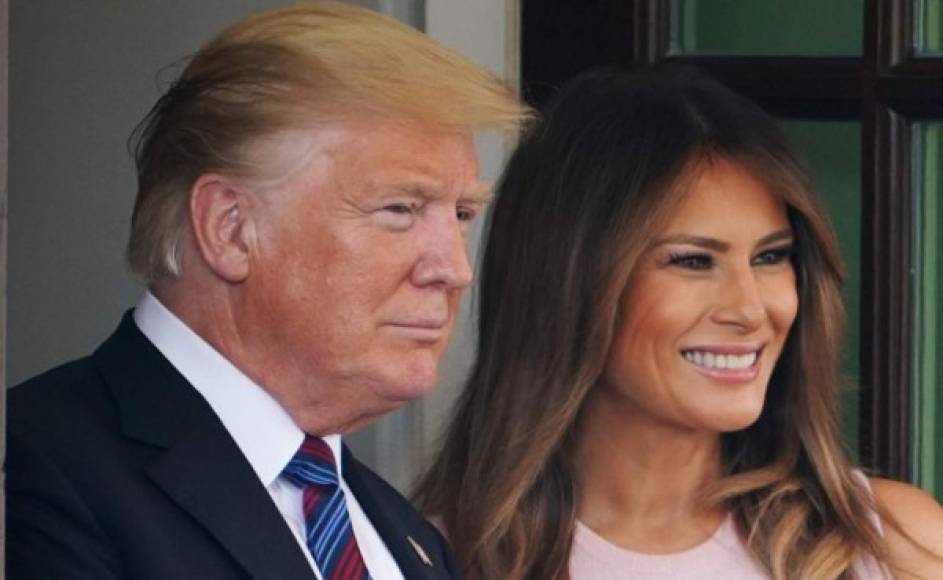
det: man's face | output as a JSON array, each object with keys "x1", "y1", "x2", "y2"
[{"x1": 238, "y1": 120, "x2": 484, "y2": 433}]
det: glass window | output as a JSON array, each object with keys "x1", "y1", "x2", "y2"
[
  {"x1": 916, "y1": 0, "x2": 943, "y2": 55},
  {"x1": 914, "y1": 123, "x2": 943, "y2": 500},
  {"x1": 782, "y1": 121, "x2": 863, "y2": 459},
  {"x1": 671, "y1": 0, "x2": 863, "y2": 56}
]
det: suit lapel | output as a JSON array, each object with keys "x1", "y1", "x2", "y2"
[
  {"x1": 146, "y1": 420, "x2": 315, "y2": 580},
  {"x1": 94, "y1": 312, "x2": 315, "y2": 580},
  {"x1": 343, "y1": 447, "x2": 443, "y2": 579}
]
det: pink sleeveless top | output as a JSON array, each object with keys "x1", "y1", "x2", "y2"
[
  {"x1": 569, "y1": 476, "x2": 889, "y2": 579},
  {"x1": 570, "y1": 516, "x2": 888, "y2": 579}
]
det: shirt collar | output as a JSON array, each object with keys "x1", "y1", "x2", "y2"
[{"x1": 132, "y1": 291, "x2": 343, "y2": 484}]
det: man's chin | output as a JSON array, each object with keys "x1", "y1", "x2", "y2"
[
  {"x1": 337, "y1": 411, "x2": 392, "y2": 434},
  {"x1": 381, "y1": 354, "x2": 441, "y2": 398},
  {"x1": 383, "y1": 376, "x2": 439, "y2": 404},
  {"x1": 336, "y1": 391, "x2": 424, "y2": 434}
]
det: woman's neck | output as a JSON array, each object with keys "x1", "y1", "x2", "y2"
[{"x1": 575, "y1": 389, "x2": 728, "y2": 553}]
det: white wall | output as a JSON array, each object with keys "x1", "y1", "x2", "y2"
[{"x1": 8, "y1": 0, "x2": 514, "y2": 492}]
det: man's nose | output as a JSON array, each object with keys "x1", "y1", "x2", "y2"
[
  {"x1": 410, "y1": 218, "x2": 474, "y2": 290},
  {"x1": 711, "y1": 267, "x2": 765, "y2": 330}
]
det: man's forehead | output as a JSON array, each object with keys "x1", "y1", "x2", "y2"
[{"x1": 264, "y1": 118, "x2": 484, "y2": 198}]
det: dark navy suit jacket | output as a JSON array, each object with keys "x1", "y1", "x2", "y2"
[{"x1": 6, "y1": 311, "x2": 459, "y2": 580}]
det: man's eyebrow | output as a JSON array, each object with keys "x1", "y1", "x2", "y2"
[
  {"x1": 381, "y1": 181, "x2": 493, "y2": 204},
  {"x1": 463, "y1": 182, "x2": 494, "y2": 204},
  {"x1": 653, "y1": 228, "x2": 794, "y2": 252}
]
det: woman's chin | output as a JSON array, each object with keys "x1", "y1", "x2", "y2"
[{"x1": 705, "y1": 406, "x2": 765, "y2": 434}]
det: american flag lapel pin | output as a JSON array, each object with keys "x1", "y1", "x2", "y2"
[{"x1": 407, "y1": 535, "x2": 433, "y2": 567}]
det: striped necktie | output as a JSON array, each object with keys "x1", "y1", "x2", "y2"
[{"x1": 282, "y1": 436, "x2": 371, "y2": 580}]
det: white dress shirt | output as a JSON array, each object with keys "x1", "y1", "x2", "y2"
[{"x1": 134, "y1": 292, "x2": 404, "y2": 580}]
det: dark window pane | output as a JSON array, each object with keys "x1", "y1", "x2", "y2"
[
  {"x1": 672, "y1": 0, "x2": 863, "y2": 56},
  {"x1": 782, "y1": 121, "x2": 862, "y2": 460}
]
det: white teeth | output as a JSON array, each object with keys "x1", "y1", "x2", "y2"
[{"x1": 683, "y1": 350, "x2": 757, "y2": 370}]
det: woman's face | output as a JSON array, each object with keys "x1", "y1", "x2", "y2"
[{"x1": 601, "y1": 159, "x2": 798, "y2": 434}]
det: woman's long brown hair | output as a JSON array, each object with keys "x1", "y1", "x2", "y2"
[{"x1": 414, "y1": 67, "x2": 887, "y2": 579}]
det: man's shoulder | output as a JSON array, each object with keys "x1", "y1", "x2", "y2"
[
  {"x1": 7, "y1": 353, "x2": 128, "y2": 481},
  {"x1": 8, "y1": 310, "x2": 157, "y2": 435},
  {"x1": 9, "y1": 355, "x2": 107, "y2": 427}
]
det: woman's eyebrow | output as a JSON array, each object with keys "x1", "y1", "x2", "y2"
[
  {"x1": 653, "y1": 228, "x2": 794, "y2": 252},
  {"x1": 756, "y1": 229, "x2": 795, "y2": 247},
  {"x1": 654, "y1": 235, "x2": 728, "y2": 252}
]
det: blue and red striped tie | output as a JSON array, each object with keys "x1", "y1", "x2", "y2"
[{"x1": 282, "y1": 436, "x2": 371, "y2": 580}]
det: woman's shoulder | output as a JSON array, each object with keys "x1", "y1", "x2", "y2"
[
  {"x1": 868, "y1": 477, "x2": 943, "y2": 577},
  {"x1": 869, "y1": 477, "x2": 943, "y2": 540}
]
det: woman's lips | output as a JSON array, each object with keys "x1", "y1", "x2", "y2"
[{"x1": 680, "y1": 344, "x2": 764, "y2": 383}]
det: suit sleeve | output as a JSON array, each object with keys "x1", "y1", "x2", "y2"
[{"x1": 6, "y1": 431, "x2": 123, "y2": 580}]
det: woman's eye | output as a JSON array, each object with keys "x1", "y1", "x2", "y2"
[
  {"x1": 668, "y1": 253, "x2": 713, "y2": 270},
  {"x1": 753, "y1": 245, "x2": 795, "y2": 266}
]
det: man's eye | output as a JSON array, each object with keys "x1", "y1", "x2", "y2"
[
  {"x1": 384, "y1": 203, "x2": 415, "y2": 215},
  {"x1": 376, "y1": 203, "x2": 419, "y2": 230},
  {"x1": 668, "y1": 252, "x2": 713, "y2": 270},
  {"x1": 456, "y1": 206, "x2": 476, "y2": 222},
  {"x1": 753, "y1": 245, "x2": 795, "y2": 266}
]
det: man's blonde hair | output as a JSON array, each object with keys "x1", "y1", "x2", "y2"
[{"x1": 127, "y1": 1, "x2": 530, "y2": 284}]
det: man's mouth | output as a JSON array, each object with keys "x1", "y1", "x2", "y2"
[
  {"x1": 388, "y1": 320, "x2": 447, "y2": 330},
  {"x1": 386, "y1": 321, "x2": 448, "y2": 343}
]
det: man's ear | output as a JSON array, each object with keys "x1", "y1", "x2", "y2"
[{"x1": 189, "y1": 173, "x2": 254, "y2": 283}]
